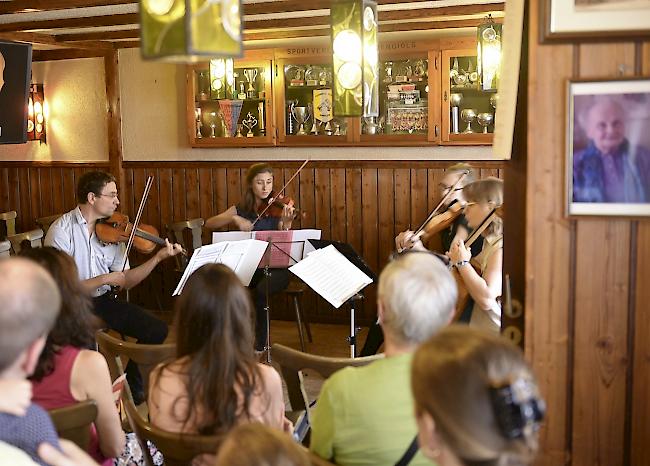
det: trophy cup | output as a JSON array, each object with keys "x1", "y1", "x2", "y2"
[
  {"x1": 209, "y1": 111, "x2": 218, "y2": 138},
  {"x1": 310, "y1": 120, "x2": 320, "y2": 135},
  {"x1": 363, "y1": 116, "x2": 378, "y2": 135},
  {"x1": 461, "y1": 108, "x2": 477, "y2": 134},
  {"x1": 244, "y1": 69, "x2": 258, "y2": 99},
  {"x1": 291, "y1": 106, "x2": 311, "y2": 135},
  {"x1": 258, "y1": 102, "x2": 266, "y2": 136},
  {"x1": 235, "y1": 123, "x2": 244, "y2": 138},
  {"x1": 490, "y1": 93, "x2": 499, "y2": 125},
  {"x1": 449, "y1": 93, "x2": 463, "y2": 134},
  {"x1": 477, "y1": 112, "x2": 494, "y2": 134},
  {"x1": 195, "y1": 108, "x2": 203, "y2": 139},
  {"x1": 242, "y1": 112, "x2": 258, "y2": 138}
]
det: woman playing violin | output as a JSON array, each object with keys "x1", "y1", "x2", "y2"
[
  {"x1": 206, "y1": 163, "x2": 296, "y2": 352},
  {"x1": 447, "y1": 177, "x2": 503, "y2": 333}
]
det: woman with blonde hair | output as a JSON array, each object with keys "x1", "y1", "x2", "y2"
[
  {"x1": 411, "y1": 326, "x2": 545, "y2": 466},
  {"x1": 447, "y1": 177, "x2": 503, "y2": 332}
]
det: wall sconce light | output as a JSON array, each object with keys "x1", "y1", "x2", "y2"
[
  {"x1": 140, "y1": 0, "x2": 243, "y2": 62},
  {"x1": 27, "y1": 83, "x2": 46, "y2": 144},
  {"x1": 331, "y1": 0, "x2": 379, "y2": 117},
  {"x1": 210, "y1": 58, "x2": 234, "y2": 99},
  {"x1": 477, "y1": 15, "x2": 502, "y2": 92}
]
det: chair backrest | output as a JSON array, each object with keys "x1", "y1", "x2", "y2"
[
  {"x1": 36, "y1": 214, "x2": 61, "y2": 236},
  {"x1": 122, "y1": 383, "x2": 222, "y2": 466},
  {"x1": 0, "y1": 210, "x2": 17, "y2": 239},
  {"x1": 7, "y1": 228, "x2": 44, "y2": 254},
  {"x1": 48, "y1": 400, "x2": 98, "y2": 451},
  {"x1": 166, "y1": 218, "x2": 204, "y2": 270},
  {"x1": 0, "y1": 240, "x2": 10, "y2": 258},
  {"x1": 271, "y1": 343, "x2": 383, "y2": 413},
  {"x1": 95, "y1": 329, "x2": 176, "y2": 398}
]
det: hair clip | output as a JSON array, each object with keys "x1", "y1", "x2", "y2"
[{"x1": 489, "y1": 378, "x2": 546, "y2": 440}]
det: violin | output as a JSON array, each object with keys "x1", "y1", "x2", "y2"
[
  {"x1": 418, "y1": 199, "x2": 466, "y2": 244},
  {"x1": 96, "y1": 212, "x2": 187, "y2": 256},
  {"x1": 257, "y1": 191, "x2": 301, "y2": 219}
]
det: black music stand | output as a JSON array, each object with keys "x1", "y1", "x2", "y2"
[{"x1": 308, "y1": 239, "x2": 377, "y2": 358}]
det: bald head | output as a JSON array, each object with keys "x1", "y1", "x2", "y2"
[{"x1": 0, "y1": 257, "x2": 61, "y2": 373}]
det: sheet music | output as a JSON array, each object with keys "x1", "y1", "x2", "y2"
[
  {"x1": 173, "y1": 240, "x2": 267, "y2": 295},
  {"x1": 254, "y1": 230, "x2": 294, "y2": 268},
  {"x1": 289, "y1": 245, "x2": 373, "y2": 308}
]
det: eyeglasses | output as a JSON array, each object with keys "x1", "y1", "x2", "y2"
[{"x1": 96, "y1": 192, "x2": 118, "y2": 199}]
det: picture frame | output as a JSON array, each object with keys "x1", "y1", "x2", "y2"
[
  {"x1": 566, "y1": 78, "x2": 650, "y2": 217},
  {"x1": 541, "y1": 0, "x2": 650, "y2": 42}
]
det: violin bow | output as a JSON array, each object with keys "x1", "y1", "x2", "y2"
[
  {"x1": 118, "y1": 176, "x2": 154, "y2": 271},
  {"x1": 252, "y1": 159, "x2": 309, "y2": 227},
  {"x1": 412, "y1": 170, "x2": 469, "y2": 238},
  {"x1": 464, "y1": 207, "x2": 500, "y2": 249}
]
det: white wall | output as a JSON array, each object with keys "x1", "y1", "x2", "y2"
[{"x1": 0, "y1": 57, "x2": 109, "y2": 162}]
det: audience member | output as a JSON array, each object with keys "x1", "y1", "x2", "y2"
[
  {"x1": 149, "y1": 264, "x2": 286, "y2": 466},
  {"x1": 310, "y1": 252, "x2": 457, "y2": 466},
  {"x1": 0, "y1": 258, "x2": 61, "y2": 465},
  {"x1": 21, "y1": 247, "x2": 126, "y2": 465},
  {"x1": 214, "y1": 423, "x2": 309, "y2": 466},
  {"x1": 411, "y1": 326, "x2": 545, "y2": 466}
]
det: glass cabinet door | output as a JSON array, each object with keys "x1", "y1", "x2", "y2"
[
  {"x1": 441, "y1": 48, "x2": 496, "y2": 145},
  {"x1": 275, "y1": 57, "x2": 357, "y2": 145},
  {"x1": 188, "y1": 53, "x2": 274, "y2": 147}
]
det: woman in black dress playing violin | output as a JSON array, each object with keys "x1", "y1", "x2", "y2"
[{"x1": 206, "y1": 163, "x2": 296, "y2": 351}]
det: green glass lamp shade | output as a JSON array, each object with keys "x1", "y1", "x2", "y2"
[
  {"x1": 477, "y1": 16, "x2": 502, "y2": 91},
  {"x1": 331, "y1": 0, "x2": 379, "y2": 117},
  {"x1": 140, "y1": 0, "x2": 243, "y2": 62}
]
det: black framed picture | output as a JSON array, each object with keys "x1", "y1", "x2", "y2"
[
  {"x1": 567, "y1": 78, "x2": 650, "y2": 217},
  {"x1": 0, "y1": 41, "x2": 32, "y2": 145}
]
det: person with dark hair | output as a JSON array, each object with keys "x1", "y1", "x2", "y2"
[
  {"x1": 0, "y1": 258, "x2": 61, "y2": 465},
  {"x1": 205, "y1": 163, "x2": 296, "y2": 351},
  {"x1": 411, "y1": 326, "x2": 545, "y2": 466},
  {"x1": 149, "y1": 264, "x2": 286, "y2": 466},
  {"x1": 44, "y1": 170, "x2": 183, "y2": 404},
  {"x1": 20, "y1": 247, "x2": 128, "y2": 465}
]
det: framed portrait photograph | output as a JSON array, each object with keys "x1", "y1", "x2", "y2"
[
  {"x1": 567, "y1": 79, "x2": 650, "y2": 217},
  {"x1": 0, "y1": 41, "x2": 32, "y2": 145},
  {"x1": 541, "y1": 0, "x2": 650, "y2": 42}
]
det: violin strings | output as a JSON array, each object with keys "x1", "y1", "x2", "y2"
[
  {"x1": 253, "y1": 159, "x2": 309, "y2": 226},
  {"x1": 119, "y1": 176, "x2": 153, "y2": 270}
]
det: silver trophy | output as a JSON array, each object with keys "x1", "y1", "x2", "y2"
[
  {"x1": 242, "y1": 112, "x2": 258, "y2": 137},
  {"x1": 235, "y1": 123, "x2": 244, "y2": 138},
  {"x1": 461, "y1": 108, "x2": 477, "y2": 134},
  {"x1": 477, "y1": 112, "x2": 494, "y2": 134},
  {"x1": 244, "y1": 69, "x2": 258, "y2": 99},
  {"x1": 490, "y1": 94, "x2": 499, "y2": 125},
  {"x1": 449, "y1": 93, "x2": 463, "y2": 134},
  {"x1": 195, "y1": 108, "x2": 203, "y2": 139},
  {"x1": 291, "y1": 106, "x2": 311, "y2": 136}
]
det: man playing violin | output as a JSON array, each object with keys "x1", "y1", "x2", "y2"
[
  {"x1": 206, "y1": 163, "x2": 296, "y2": 352},
  {"x1": 45, "y1": 171, "x2": 183, "y2": 404}
]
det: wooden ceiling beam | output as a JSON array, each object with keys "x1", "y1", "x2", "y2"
[
  {"x1": 56, "y1": 29, "x2": 139, "y2": 41},
  {"x1": 0, "y1": 31, "x2": 113, "y2": 50},
  {"x1": 32, "y1": 48, "x2": 109, "y2": 61},
  {"x1": 0, "y1": 0, "x2": 134, "y2": 15},
  {"x1": 0, "y1": 13, "x2": 138, "y2": 32}
]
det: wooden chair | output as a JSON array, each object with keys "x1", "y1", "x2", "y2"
[
  {"x1": 122, "y1": 382, "x2": 222, "y2": 466},
  {"x1": 36, "y1": 214, "x2": 61, "y2": 236},
  {"x1": 7, "y1": 228, "x2": 44, "y2": 254},
  {"x1": 284, "y1": 281, "x2": 313, "y2": 352},
  {"x1": 95, "y1": 329, "x2": 176, "y2": 400},
  {"x1": 166, "y1": 218, "x2": 204, "y2": 270},
  {"x1": 48, "y1": 400, "x2": 98, "y2": 451},
  {"x1": 271, "y1": 344, "x2": 383, "y2": 444},
  {"x1": 0, "y1": 210, "x2": 17, "y2": 239},
  {"x1": 0, "y1": 240, "x2": 10, "y2": 258}
]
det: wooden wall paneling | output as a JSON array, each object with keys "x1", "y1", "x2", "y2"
[
  {"x1": 29, "y1": 168, "x2": 42, "y2": 226},
  {"x1": 213, "y1": 168, "x2": 228, "y2": 223},
  {"x1": 62, "y1": 168, "x2": 75, "y2": 213},
  {"x1": 631, "y1": 221, "x2": 650, "y2": 465},
  {"x1": 50, "y1": 168, "x2": 64, "y2": 216},
  {"x1": 345, "y1": 168, "x2": 362, "y2": 254},
  {"x1": 425, "y1": 168, "x2": 444, "y2": 253},
  {"x1": 185, "y1": 168, "x2": 200, "y2": 220},
  {"x1": 377, "y1": 169, "x2": 394, "y2": 269},
  {"x1": 314, "y1": 168, "x2": 331, "y2": 240},
  {"x1": 572, "y1": 221, "x2": 630, "y2": 466},
  {"x1": 198, "y1": 168, "x2": 213, "y2": 244},
  {"x1": 39, "y1": 168, "x2": 54, "y2": 219},
  {"x1": 226, "y1": 168, "x2": 242, "y2": 211},
  {"x1": 361, "y1": 168, "x2": 379, "y2": 274},
  {"x1": 283, "y1": 167, "x2": 300, "y2": 230},
  {"x1": 394, "y1": 169, "x2": 411, "y2": 243},
  {"x1": 0, "y1": 168, "x2": 9, "y2": 218},
  {"x1": 6, "y1": 168, "x2": 20, "y2": 220},
  {"x1": 171, "y1": 168, "x2": 186, "y2": 222},
  {"x1": 570, "y1": 42, "x2": 636, "y2": 466},
  {"x1": 526, "y1": 1, "x2": 574, "y2": 463},
  {"x1": 410, "y1": 168, "x2": 428, "y2": 233},
  {"x1": 18, "y1": 168, "x2": 32, "y2": 232},
  {"x1": 330, "y1": 168, "x2": 347, "y2": 244},
  {"x1": 298, "y1": 168, "x2": 316, "y2": 229}
]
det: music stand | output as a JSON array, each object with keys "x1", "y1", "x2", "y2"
[{"x1": 308, "y1": 239, "x2": 377, "y2": 358}]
